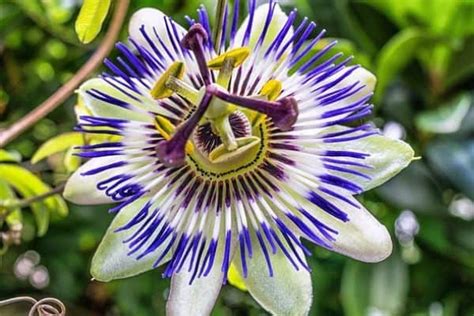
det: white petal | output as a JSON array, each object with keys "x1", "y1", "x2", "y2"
[
  {"x1": 64, "y1": 157, "x2": 123, "y2": 205},
  {"x1": 232, "y1": 238, "x2": 313, "y2": 316},
  {"x1": 234, "y1": 3, "x2": 292, "y2": 52},
  {"x1": 91, "y1": 198, "x2": 172, "y2": 281},
  {"x1": 347, "y1": 134, "x2": 413, "y2": 192},
  {"x1": 167, "y1": 273, "x2": 222, "y2": 316},
  {"x1": 325, "y1": 126, "x2": 414, "y2": 191},
  {"x1": 293, "y1": 192, "x2": 392, "y2": 263},
  {"x1": 331, "y1": 198, "x2": 392, "y2": 262},
  {"x1": 295, "y1": 67, "x2": 376, "y2": 112},
  {"x1": 78, "y1": 78, "x2": 154, "y2": 122},
  {"x1": 128, "y1": 8, "x2": 186, "y2": 58},
  {"x1": 333, "y1": 67, "x2": 376, "y2": 103},
  {"x1": 295, "y1": 125, "x2": 414, "y2": 191},
  {"x1": 166, "y1": 245, "x2": 230, "y2": 316}
]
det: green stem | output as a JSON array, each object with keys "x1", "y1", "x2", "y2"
[
  {"x1": 213, "y1": 0, "x2": 228, "y2": 53},
  {"x1": 0, "y1": 243, "x2": 8, "y2": 255},
  {"x1": 214, "y1": 115, "x2": 237, "y2": 151},
  {"x1": 0, "y1": 183, "x2": 65, "y2": 210}
]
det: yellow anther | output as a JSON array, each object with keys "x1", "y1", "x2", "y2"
[
  {"x1": 154, "y1": 115, "x2": 174, "y2": 139},
  {"x1": 260, "y1": 79, "x2": 282, "y2": 101},
  {"x1": 150, "y1": 61, "x2": 185, "y2": 99},
  {"x1": 207, "y1": 47, "x2": 250, "y2": 70},
  {"x1": 154, "y1": 115, "x2": 194, "y2": 154}
]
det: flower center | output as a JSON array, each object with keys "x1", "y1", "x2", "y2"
[
  {"x1": 194, "y1": 111, "x2": 251, "y2": 154},
  {"x1": 151, "y1": 23, "x2": 298, "y2": 168}
]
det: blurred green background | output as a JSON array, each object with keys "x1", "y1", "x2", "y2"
[{"x1": 1, "y1": 0, "x2": 473, "y2": 315}]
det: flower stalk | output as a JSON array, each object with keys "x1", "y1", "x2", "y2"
[
  {"x1": 213, "y1": 0, "x2": 228, "y2": 53},
  {"x1": 0, "y1": 0, "x2": 130, "y2": 148},
  {"x1": 0, "y1": 184, "x2": 65, "y2": 211}
]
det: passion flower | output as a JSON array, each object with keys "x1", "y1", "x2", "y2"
[{"x1": 64, "y1": 1, "x2": 414, "y2": 315}]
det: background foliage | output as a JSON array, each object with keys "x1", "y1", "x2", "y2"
[{"x1": 1, "y1": 0, "x2": 473, "y2": 315}]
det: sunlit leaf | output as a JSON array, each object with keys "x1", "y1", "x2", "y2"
[
  {"x1": 0, "y1": 164, "x2": 68, "y2": 235},
  {"x1": 64, "y1": 146, "x2": 82, "y2": 173},
  {"x1": 416, "y1": 94, "x2": 471, "y2": 134},
  {"x1": 75, "y1": 0, "x2": 111, "y2": 44},
  {"x1": 0, "y1": 149, "x2": 21, "y2": 163},
  {"x1": 0, "y1": 179, "x2": 22, "y2": 227},
  {"x1": 31, "y1": 132, "x2": 84, "y2": 164}
]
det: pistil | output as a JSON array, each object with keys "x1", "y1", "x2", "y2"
[
  {"x1": 214, "y1": 115, "x2": 238, "y2": 151},
  {"x1": 210, "y1": 86, "x2": 298, "y2": 131},
  {"x1": 208, "y1": 47, "x2": 250, "y2": 89},
  {"x1": 157, "y1": 89, "x2": 213, "y2": 167},
  {"x1": 181, "y1": 24, "x2": 211, "y2": 85}
]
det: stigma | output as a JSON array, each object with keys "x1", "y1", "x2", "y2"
[{"x1": 152, "y1": 23, "x2": 298, "y2": 168}]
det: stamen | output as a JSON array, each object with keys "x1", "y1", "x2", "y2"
[
  {"x1": 260, "y1": 79, "x2": 282, "y2": 101},
  {"x1": 181, "y1": 24, "x2": 211, "y2": 85},
  {"x1": 154, "y1": 115, "x2": 194, "y2": 154},
  {"x1": 246, "y1": 79, "x2": 283, "y2": 127},
  {"x1": 157, "y1": 89, "x2": 213, "y2": 167},
  {"x1": 150, "y1": 61, "x2": 185, "y2": 99},
  {"x1": 210, "y1": 86, "x2": 298, "y2": 131},
  {"x1": 208, "y1": 47, "x2": 250, "y2": 89},
  {"x1": 207, "y1": 47, "x2": 250, "y2": 70},
  {"x1": 166, "y1": 76, "x2": 200, "y2": 104}
]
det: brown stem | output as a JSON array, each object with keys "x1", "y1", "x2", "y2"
[
  {"x1": 0, "y1": 183, "x2": 65, "y2": 210},
  {"x1": 0, "y1": 0, "x2": 130, "y2": 148}
]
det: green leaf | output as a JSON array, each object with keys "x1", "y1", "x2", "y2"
[
  {"x1": 370, "y1": 253, "x2": 409, "y2": 315},
  {"x1": 375, "y1": 28, "x2": 427, "y2": 101},
  {"x1": 32, "y1": 132, "x2": 84, "y2": 164},
  {"x1": 416, "y1": 94, "x2": 471, "y2": 134},
  {"x1": 0, "y1": 149, "x2": 21, "y2": 163},
  {"x1": 74, "y1": 0, "x2": 111, "y2": 44},
  {"x1": 445, "y1": 35, "x2": 474, "y2": 90},
  {"x1": 341, "y1": 261, "x2": 371, "y2": 316},
  {"x1": 0, "y1": 179, "x2": 22, "y2": 227},
  {"x1": 63, "y1": 146, "x2": 82, "y2": 173},
  {"x1": 334, "y1": 0, "x2": 378, "y2": 56},
  {"x1": 0, "y1": 164, "x2": 68, "y2": 235},
  {"x1": 376, "y1": 161, "x2": 446, "y2": 214},
  {"x1": 426, "y1": 139, "x2": 474, "y2": 199},
  {"x1": 342, "y1": 253, "x2": 409, "y2": 316}
]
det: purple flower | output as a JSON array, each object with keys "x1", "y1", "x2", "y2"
[{"x1": 64, "y1": 1, "x2": 414, "y2": 314}]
